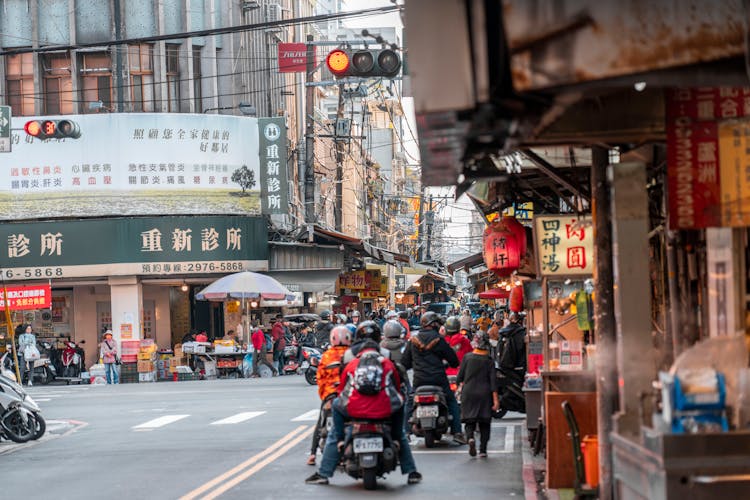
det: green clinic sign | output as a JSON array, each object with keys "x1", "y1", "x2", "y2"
[{"x1": 0, "y1": 216, "x2": 268, "y2": 281}]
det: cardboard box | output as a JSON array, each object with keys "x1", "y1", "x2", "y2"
[
  {"x1": 137, "y1": 360, "x2": 155, "y2": 373},
  {"x1": 137, "y1": 352, "x2": 154, "y2": 360}
]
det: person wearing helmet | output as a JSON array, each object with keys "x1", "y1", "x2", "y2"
[
  {"x1": 402, "y1": 311, "x2": 466, "y2": 444},
  {"x1": 306, "y1": 321, "x2": 422, "y2": 486},
  {"x1": 315, "y1": 310, "x2": 334, "y2": 348},
  {"x1": 381, "y1": 320, "x2": 406, "y2": 364},
  {"x1": 342, "y1": 320, "x2": 390, "y2": 364},
  {"x1": 444, "y1": 316, "x2": 473, "y2": 379},
  {"x1": 307, "y1": 325, "x2": 352, "y2": 466},
  {"x1": 336, "y1": 313, "x2": 348, "y2": 325},
  {"x1": 350, "y1": 310, "x2": 360, "y2": 325},
  {"x1": 397, "y1": 310, "x2": 411, "y2": 338}
]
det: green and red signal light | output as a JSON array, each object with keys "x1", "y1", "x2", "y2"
[{"x1": 24, "y1": 119, "x2": 81, "y2": 139}]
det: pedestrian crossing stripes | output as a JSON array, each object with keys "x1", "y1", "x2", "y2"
[
  {"x1": 133, "y1": 414, "x2": 190, "y2": 430},
  {"x1": 210, "y1": 412, "x2": 266, "y2": 425},
  {"x1": 291, "y1": 409, "x2": 319, "y2": 421}
]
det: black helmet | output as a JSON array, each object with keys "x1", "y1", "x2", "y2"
[
  {"x1": 355, "y1": 320, "x2": 382, "y2": 343},
  {"x1": 383, "y1": 320, "x2": 405, "y2": 339},
  {"x1": 444, "y1": 316, "x2": 461, "y2": 334},
  {"x1": 320, "y1": 310, "x2": 331, "y2": 320},
  {"x1": 420, "y1": 311, "x2": 443, "y2": 329}
]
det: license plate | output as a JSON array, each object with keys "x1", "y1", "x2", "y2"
[
  {"x1": 416, "y1": 405, "x2": 439, "y2": 418},
  {"x1": 353, "y1": 437, "x2": 383, "y2": 453}
]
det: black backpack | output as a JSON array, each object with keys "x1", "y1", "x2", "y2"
[{"x1": 352, "y1": 351, "x2": 384, "y2": 396}]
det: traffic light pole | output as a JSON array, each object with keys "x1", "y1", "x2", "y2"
[
  {"x1": 334, "y1": 83, "x2": 345, "y2": 232},
  {"x1": 304, "y1": 35, "x2": 316, "y2": 223}
]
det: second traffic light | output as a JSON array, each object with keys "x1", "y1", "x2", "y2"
[
  {"x1": 326, "y1": 48, "x2": 401, "y2": 78},
  {"x1": 24, "y1": 119, "x2": 81, "y2": 139}
]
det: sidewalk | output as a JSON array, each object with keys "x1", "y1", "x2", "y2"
[{"x1": 521, "y1": 424, "x2": 575, "y2": 500}]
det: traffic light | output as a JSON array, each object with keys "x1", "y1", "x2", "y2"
[
  {"x1": 24, "y1": 119, "x2": 81, "y2": 139},
  {"x1": 326, "y1": 48, "x2": 401, "y2": 78}
]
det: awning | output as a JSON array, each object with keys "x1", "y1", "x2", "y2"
[
  {"x1": 447, "y1": 252, "x2": 484, "y2": 274},
  {"x1": 300, "y1": 225, "x2": 412, "y2": 266},
  {"x1": 265, "y1": 270, "x2": 339, "y2": 293},
  {"x1": 478, "y1": 287, "x2": 509, "y2": 299}
]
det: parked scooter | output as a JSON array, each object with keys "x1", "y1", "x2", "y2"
[
  {"x1": 0, "y1": 371, "x2": 46, "y2": 443},
  {"x1": 410, "y1": 385, "x2": 453, "y2": 448},
  {"x1": 303, "y1": 346, "x2": 324, "y2": 386},
  {"x1": 60, "y1": 341, "x2": 82, "y2": 378},
  {"x1": 28, "y1": 343, "x2": 56, "y2": 386},
  {"x1": 340, "y1": 419, "x2": 400, "y2": 490}
]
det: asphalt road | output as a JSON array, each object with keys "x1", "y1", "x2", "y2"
[{"x1": 0, "y1": 376, "x2": 524, "y2": 499}]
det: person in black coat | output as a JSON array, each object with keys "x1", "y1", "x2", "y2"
[
  {"x1": 495, "y1": 312, "x2": 527, "y2": 413},
  {"x1": 401, "y1": 311, "x2": 465, "y2": 443},
  {"x1": 457, "y1": 331, "x2": 499, "y2": 457}
]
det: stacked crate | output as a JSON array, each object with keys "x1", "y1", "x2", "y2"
[
  {"x1": 137, "y1": 339, "x2": 158, "y2": 382},
  {"x1": 120, "y1": 340, "x2": 141, "y2": 384}
]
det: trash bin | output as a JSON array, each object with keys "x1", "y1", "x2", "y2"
[{"x1": 581, "y1": 435, "x2": 599, "y2": 487}]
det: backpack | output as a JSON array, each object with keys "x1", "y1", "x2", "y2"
[
  {"x1": 264, "y1": 333, "x2": 273, "y2": 351},
  {"x1": 352, "y1": 351, "x2": 384, "y2": 396}
]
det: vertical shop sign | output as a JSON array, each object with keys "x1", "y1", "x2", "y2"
[
  {"x1": 258, "y1": 117, "x2": 288, "y2": 215},
  {"x1": 666, "y1": 88, "x2": 750, "y2": 228},
  {"x1": 534, "y1": 215, "x2": 594, "y2": 276},
  {"x1": 395, "y1": 274, "x2": 406, "y2": 292}
]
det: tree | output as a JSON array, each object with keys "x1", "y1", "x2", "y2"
[{"x1": 231, "y1": 165, "x2": 256, "y2": 194}]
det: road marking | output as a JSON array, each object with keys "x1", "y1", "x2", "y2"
[
  {"x1": 201, "y1": 426, "x2": 314, "y2": 499},
  {"x1": 179, "y1": 425, "x2": 310, "y2": 500},
  {"x1": 411, "y1": 449, "x2": 513, "y2": 454},
  {"x1": 133, "y1": 414, "x2": 189, "y2": 430},
  {"x1": 291, "y1": 409, "x2": 319, "y2": 421},
  {"x1": 504, "y1": 423, "x2": 515, "y2": 452},
  {"x1": 210, "y1": 411, "x2": 266, "y2": 425},
  {"x1": 35, "y1": 398, "x2": 52, "y2": 402}
]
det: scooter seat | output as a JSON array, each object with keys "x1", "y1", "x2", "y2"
[{"x1": 415, "y1": 385, "x2": 444, "y2": 394}]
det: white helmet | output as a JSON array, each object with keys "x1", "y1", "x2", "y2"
[{"x1": 329, "y1": 325, "x2": 353, "y2": 347}]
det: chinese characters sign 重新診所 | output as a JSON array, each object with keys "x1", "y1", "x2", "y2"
[{"x1": 534, "y1": 215, "x2": 594, "y2": 276}]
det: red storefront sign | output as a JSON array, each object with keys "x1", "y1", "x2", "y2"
[
  {"x1": 0, "y1": 284, "x2": 52, "y2": 310},
  {"x1": 666, "y1": 88, "x2": 750, "y2": 228},
  {"x1": 278, "y1": 43, "x2": 312, "y2": 73}
]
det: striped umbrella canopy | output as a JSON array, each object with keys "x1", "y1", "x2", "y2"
[{"x1": 195, "y1": 271, "x2": 294, "y2": 301}]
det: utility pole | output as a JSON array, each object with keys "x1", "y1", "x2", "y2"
[
  {"x1": 304, "y1": 34, "x2": 315, "y2": 223},
  {"x1": 425, "y1": 194, "x2": 434, "y2": 261},
  {"x1": 334, "y1": 83, "x2": 345, "y2": 231},
  {"x1": 416, "y1": 188, "x2": 425, "y2": 261}
]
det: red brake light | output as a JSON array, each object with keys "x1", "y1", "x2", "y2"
[
  {"x1": 415, "y1": 395, "x2": 438, "y2": 404},
  {"x1": 353, "y1": 422, "x2": 382, "y2": 433}
]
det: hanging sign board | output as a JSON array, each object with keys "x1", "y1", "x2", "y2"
[
  {"x1": 534, "y1": 215, "x2": 594, "y2": 277},
  {"x1": 0, "y1": 284, "x2": 51, "y2": 310}
]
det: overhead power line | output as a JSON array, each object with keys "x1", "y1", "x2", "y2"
[{"x1": 0, "y1": 5, "x2": 401, "y2": 56}]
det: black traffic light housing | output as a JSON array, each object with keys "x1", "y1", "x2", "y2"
[
  {"x1": 326, "y1": 48, "x2": 401, "y2": 78},
  {"x1": 24, "y1": 119, "x2": 81, "y2": 139}
]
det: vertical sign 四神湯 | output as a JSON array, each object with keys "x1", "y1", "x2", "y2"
[{"x1": 259, "y1": 117, "x2": 288, "y2": 215}]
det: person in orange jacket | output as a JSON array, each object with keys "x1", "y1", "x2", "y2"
[{"x1": 307, "y1": 325, "x2": 353, "y2": 466}]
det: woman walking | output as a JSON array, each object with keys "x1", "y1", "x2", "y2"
[{"x1": 456, "y1": 331, "x2": 499, "y2": 457}]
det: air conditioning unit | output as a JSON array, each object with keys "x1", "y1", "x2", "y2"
[{"x1": 266, "y1": 3, "x2": 282, "y2": 23}]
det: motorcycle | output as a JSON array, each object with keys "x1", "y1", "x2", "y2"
[
  {"x1": 3, "y1": 347, "x2": 55, "y2": 386},
  {"x1": 340, "y1": 419, "x2": 399, "y2": 490},
  {"x1": 303, "y1": 346, "x2": 324, "y2": 386},
  {"x1": 410, "y1": 385, "x2": 452, "y2": 448},
  {"x1": 60, "y1": 341, "x2": 82, "y2": 378},
  {"x1": 282, "y1": 344, "x2": 322, "y2": 384},
  {"x1": 0, "y1": 372, "x2": 46, "y2": 443}
]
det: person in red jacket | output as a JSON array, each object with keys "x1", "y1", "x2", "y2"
[
  {"x1": 250, "y1": 323, "x2": 278, "y2": 377},
  {"x1": 443, "y1": 316, "x2": 473, "y2": 378},
  {"x1": 306, "y1": 321, "x2": 421, "y2": 485}
]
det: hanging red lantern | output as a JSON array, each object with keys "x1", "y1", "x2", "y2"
[
  {"x1": 482, "y1": 216, "x2": 527, "y2": 276},
  {"x1": 509, "y1": 285, "x2": 524, "y2": 312}
]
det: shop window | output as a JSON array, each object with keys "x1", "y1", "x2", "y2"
[
  {"x1": 80, "y1": 52, "x2": 112, "y2": 113},
  {"x1": 6, "y1": 52, "x2": 35, "y2": 116},
  {"x1": 42, "y1": 53, "x2": 73, "y2": 115},
  {"x1": 128, "y1": 43, "x2": 154, "y2": 112},
  {"x1": 192, "y1": 45, "x2": 202, "y2": 112},
  {"x1": 166, "y1": 44, "x2": 181, "y2": 112}
]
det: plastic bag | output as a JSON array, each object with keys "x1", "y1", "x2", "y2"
[
  {"x1": 242, "y1": 353, "x2": 254, "y2": 378},
  {"x1": 23, "y1": 345, "x2": 41, "y2": 361}
]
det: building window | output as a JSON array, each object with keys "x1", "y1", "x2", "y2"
[
  {"x1": 6, "y1": 52, "x2": 35, "y2": 116},
  {"x1": 128, "y1": 44, "x2": 154, "y2": 112},
  {"x1": 192, "y1": 46, "x2": 202, "y2": 112},
  {"x1": 80, "y1": 52, "x2": 112, "y2": 113},
  {"x1": 166, "y1": 44, "x2": 180, "y2": 112},
  {"x1": 42, "y1": 53, "x2": 73, "y2": 115}
]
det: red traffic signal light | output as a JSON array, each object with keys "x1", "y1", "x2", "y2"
[
  {"x1": 24, "y1": 119, "x2": 81, "y2": 139},
  {"x1": 326, "y1": 48, "x2": 401, "y2": 78}
]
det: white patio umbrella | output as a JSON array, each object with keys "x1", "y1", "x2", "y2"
[{"x1": 195, "y1": 271, "x2": 294, "y2": 301}]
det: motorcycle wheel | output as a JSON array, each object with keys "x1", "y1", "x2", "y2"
[
  {"x1": 305, "y1": 368, "x2": 317, "y2": 385},
  {"x1": 424, "y1": 431, "x2": 436, "y2": 448},
  {"x1": 363, "y1": 469, "x2": 377, "y2": 490},
  {"x1": 32, "y1": 413, "x2": 46, "y2": 440},
  {"x1": 1, "y1": 410, "x2": 35, "y2": 443}
]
